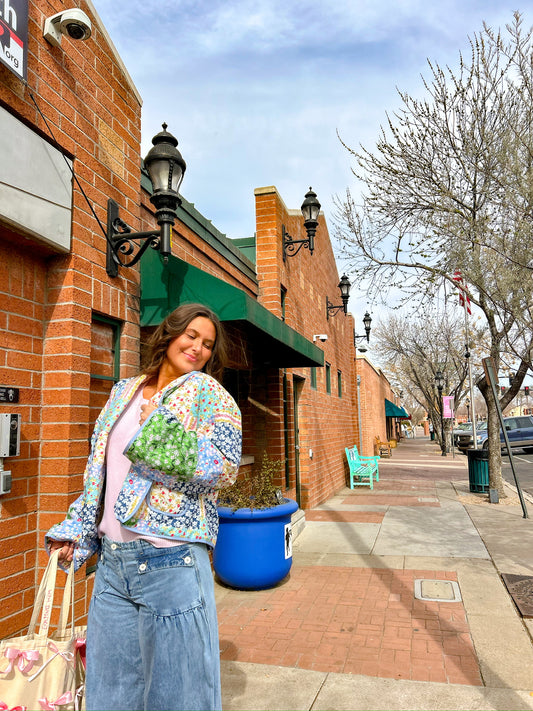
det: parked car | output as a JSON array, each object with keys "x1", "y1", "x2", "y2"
[
  {"x1": 474, "y1": 415, "x2": 533, "y2": 452},
  {"x1": 452, "y1": 422, "x2": 473, "y2": 447},
  {"x1": 456, "y1": 421, "x2": 488, "y2": 451}
]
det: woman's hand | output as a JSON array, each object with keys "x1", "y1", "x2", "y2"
[
  {"x1": 49, "y1": 540, "x2": 75, "y2": 564},
  {"x1": 140, "y1": 402, "x2": 157, "y2": 425}
]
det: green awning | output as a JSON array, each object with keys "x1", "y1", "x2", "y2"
[
  {"x1": 140, "y1": 249, "x2": 324, "y2": 368},
  {"x1": 385, "y1": 399, "x2": 409, "y2": 418}
]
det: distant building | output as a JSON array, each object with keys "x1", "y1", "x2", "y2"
[{"x1": 356, "y1": 355, "x2": 409, "y2": 453}]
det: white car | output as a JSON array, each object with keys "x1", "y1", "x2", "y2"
[
  {"x1": 456, "y1": 421, "x2": 488, "y2": 451},
  {"x1": 452, "y1": 422, "x2": 472, "y2": 446}
]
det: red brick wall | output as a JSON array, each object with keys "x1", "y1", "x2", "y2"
[
  {"x1": 254, "y1": 187, "x2": 357, "y2": 508},
  {"x1": 0, "y1": 238, "x2": 45, "y2": 632},
  {"x1": 0, "y1": 0, "x2": 142, "y2": 636}
]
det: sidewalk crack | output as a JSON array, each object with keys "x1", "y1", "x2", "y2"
[{"x1": 309, "y1": 672, "x2": 329, "y2": 710}]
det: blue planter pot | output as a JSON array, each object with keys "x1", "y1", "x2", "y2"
[{"x1": 213, "y1": 498, "x2": 299, "y2": 590}]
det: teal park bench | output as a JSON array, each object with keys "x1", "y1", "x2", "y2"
[{"x1": 345, "y1": 446, "x2": 380, "y2": 490}]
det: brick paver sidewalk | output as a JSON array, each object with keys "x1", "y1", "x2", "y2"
[
  {"x1": 218, "y1": 560, "x2": 481, "y2": 685},
  {"x1": 217, "y1": 473, "x2": 482, "y2": 686}
]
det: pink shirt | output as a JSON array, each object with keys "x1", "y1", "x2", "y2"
[{"x1": 98, "y1": 385, "x2": 176, "y2": 547}]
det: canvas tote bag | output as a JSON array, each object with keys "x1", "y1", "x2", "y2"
[{"x1": 0, "y1": 550, "x2": 86, "y2": 710}]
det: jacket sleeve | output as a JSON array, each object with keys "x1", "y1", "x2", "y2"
[
  {"x1": 44, "y1": 493, "x2": 100, "y2": 571},
  {"x1": 43, "y1": 380, "x2": 127, "y2": 570},
  {"x1": 124, "y1": 373, "x2": 242, "y2": 490}
]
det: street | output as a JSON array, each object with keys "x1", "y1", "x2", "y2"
[{"x1": 502, "y1": 450, "x2": 533, "y2": 499}]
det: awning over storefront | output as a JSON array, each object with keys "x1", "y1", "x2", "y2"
[
  {"x1": 140, "y1": 249, "x2": 324, "y2": 368},
  {"x1": 385, "y1": 398, "x2": 410, "y2": 418}
]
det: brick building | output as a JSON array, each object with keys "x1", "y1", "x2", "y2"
[
  {"x1": 0, "y1": 2, "x2": 359, "y2": 636},
  {"x1": 137, "y1": 184, "x2": 358, "y2": 510},
  {"x1": 252, "y1": 186, "x2": 358, "y2": 508},
  {"x1": 356, "y1": 355, "x2": 408, "y2": 454}
]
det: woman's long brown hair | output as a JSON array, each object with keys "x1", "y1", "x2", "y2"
[{"x1": 141, "y1": 303, "x2": 228, "y2": 383}]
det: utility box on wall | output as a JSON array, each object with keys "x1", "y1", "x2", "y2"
[{"x1": 0, "y1": 413, "x2": 21, "y2": 457}]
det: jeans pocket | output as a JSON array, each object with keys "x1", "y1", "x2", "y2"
[
  {"x1": 136, "y1": 545, "x2": 204, "y2": 616},
  {"x1": 91, "y1": 557, "x2": 112, "y2": 600}
]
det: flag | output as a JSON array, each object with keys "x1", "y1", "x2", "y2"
[{"x1": 452, "y1": 270, "x2": 471, "y2": 315}]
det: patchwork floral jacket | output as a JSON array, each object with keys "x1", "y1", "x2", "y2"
[{"x1": 46, "y1": 371, "x2": 242, "y2": 570}]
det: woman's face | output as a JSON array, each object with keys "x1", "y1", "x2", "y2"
[{"x1": 163, "y1": 316, "x2": 216, "y2": 378}]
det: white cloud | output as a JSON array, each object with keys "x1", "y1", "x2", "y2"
[{"x1": 92, "y1": 0, "x2": 530, "y2": 243}]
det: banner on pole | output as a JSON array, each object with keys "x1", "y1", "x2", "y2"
[{"x1": 442, "y1": 395, "x2": 454, "y2": 419}]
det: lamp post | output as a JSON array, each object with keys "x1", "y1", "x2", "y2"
[
  {"x1": 434, "y1": 370, "x2": 447, "y2": 456},
  {"x1": 106, "y1": 123, "x2": 186, "y2": 277},
  {"x1": 465, "y1": 397, "x2": 470, "y2": 422},
  {"x1": 282, "y1": 188, "x2": 321, "y2": 261},
  {"x1": 353, "y1": 311, "x2": 372, "y2": 352},
  {"x1": 326, "y1": 274, "x2": 351, "y2": 318}
]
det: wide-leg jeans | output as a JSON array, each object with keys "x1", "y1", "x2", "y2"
[{"x1": 86, "y1": 537, "x2": 221, "y2": 711}]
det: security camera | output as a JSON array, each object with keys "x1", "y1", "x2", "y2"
[
  {"x1": 313, "y1": 334, "x2": 328, "y2": 343},
  {"x1": 43, "y1": 9, "x2": 92, "y2": 48}
]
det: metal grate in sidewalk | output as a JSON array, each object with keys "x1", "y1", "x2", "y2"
[{"x1": 501, "y1": 574, "x2": 533, "y2": 617}]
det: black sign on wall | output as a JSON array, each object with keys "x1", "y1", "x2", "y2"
[
  {"x1": 0, "y1": 0, "x2": 28, "y2": 81},
  {"x1": 0, "y1": 387, "x2": 19, "y2": 402}
]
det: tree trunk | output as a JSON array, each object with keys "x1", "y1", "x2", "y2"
[{"x1": 480, "y1": 380, "x2": 505, "y2": 497}]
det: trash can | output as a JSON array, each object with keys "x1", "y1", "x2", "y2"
[{"x1": 467, "y1": 448, "x2": 489, "y2": 492}]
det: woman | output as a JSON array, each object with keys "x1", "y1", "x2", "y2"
[{"x1": 46, "y1": 303, "x2": 242, "y2": 711}]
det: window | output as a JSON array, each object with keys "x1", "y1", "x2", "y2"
[
  {"x1": 338, "y1": 370, "x2": 342, "y2": 398},
  {"x1": 310, "y1": 367, "x2": 317, "y2": 390},
  {"x1": 326, "y1": 362, "x2": 331, "y2": 394},
  {"x1": 87, "y1": 314, "x2": 121, "y2": 574},
  {"x1": 90, "y1": 314, "x2": 121, "y2": 424}
]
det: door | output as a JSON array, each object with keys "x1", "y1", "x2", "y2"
[{"x1": 293, "y1": 376, "x2": 305, "y2": 508}]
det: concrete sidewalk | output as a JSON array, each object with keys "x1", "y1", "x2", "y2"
[{"x1": 216, "y1": 437, "x2": 533, "y2": 710}]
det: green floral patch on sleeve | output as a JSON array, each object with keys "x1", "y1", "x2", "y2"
[{"x1": 125, "y1": 409, "x2": 198, "y2": 477}]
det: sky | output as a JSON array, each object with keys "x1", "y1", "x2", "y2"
[{"x1": 91, "y1": 0, "x2": 530, "y2": 323}]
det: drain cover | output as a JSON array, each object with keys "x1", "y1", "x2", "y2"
[
  {"x1": 501, "y1": 574, "x2": 533, "y2": 618},
  {"x1": 414, "y1": 579, "x2": 462, "y2": 602}
]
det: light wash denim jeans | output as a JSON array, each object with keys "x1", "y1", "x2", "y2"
[{"x1": 86, "y1": 537, "x2": 221, "y2": 711}]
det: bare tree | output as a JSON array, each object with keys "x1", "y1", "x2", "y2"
[
  {"x1": 335, "y1": 14, "x2": 533, "y2": 495},
  {"x1": 374, "y1": 308, "x2": 486, "y2": 453}
]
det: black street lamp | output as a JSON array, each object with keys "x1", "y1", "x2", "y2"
[
  {"x1": 465, "y1": 396, "x2": 471, "y2": 422},
  {"x1": 106, "y1": 123, "x2": 186, "y2": 277},
  {"x1": 354, "y1": 311, "x2": 372, "y2": 352},
  {"x1": 434, "y1": 370, "x2": 447, "y2": 457},
  {"x1": 326, "y1": 274, "x2": 351, "y2": 318},
  {"x1": 282, "y1": 188, "x2": 321, "y2": 261}
]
